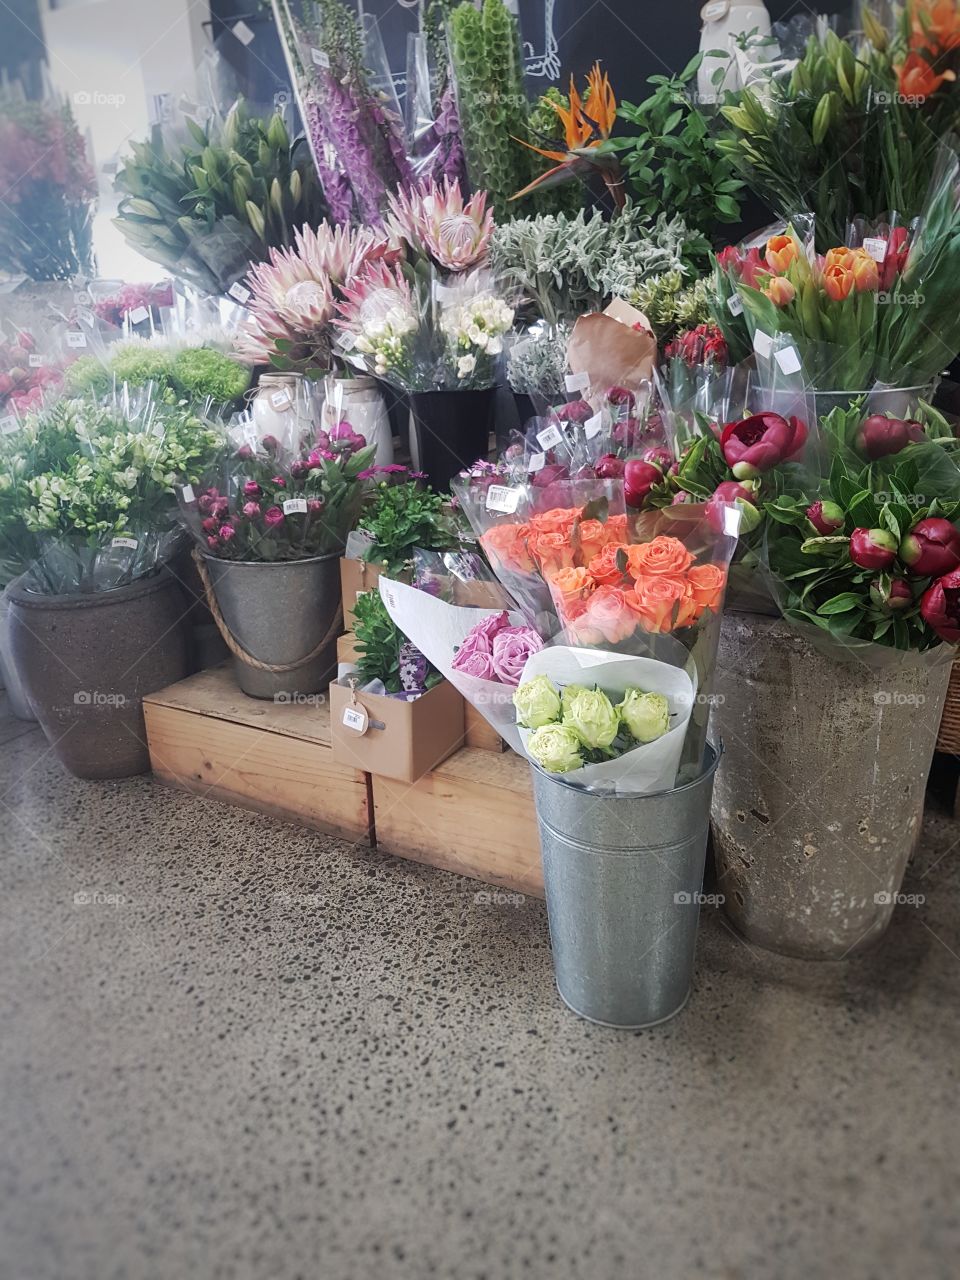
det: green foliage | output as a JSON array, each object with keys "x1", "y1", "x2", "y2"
[
  {"x1": 352, "y1": 589, "x2": 404, "y2": 690},
  {"x1": 358, "y1": 481, "x2": 451, "y2": 576},
  {"x1": 171, "y1": 347, "x2": 251, "y2": 405},
  {"x1": 64, "y1": 342, "x2": 251, "y2": 407}
]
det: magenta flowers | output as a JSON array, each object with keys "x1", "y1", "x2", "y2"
[
  {"x1": 720, "y1": 413, "x2": 808, "y2": 479},
  {"x1": 451, "y1": 612, "x2": 543, "y2": 686}
]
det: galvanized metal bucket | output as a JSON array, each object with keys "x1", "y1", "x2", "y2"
[
  {"x1": 531, "y1": 743, "x2": 721, "y2": 1029},
  {"x1": 202, "y1": 553, "x2": 342, "y2": 700}
]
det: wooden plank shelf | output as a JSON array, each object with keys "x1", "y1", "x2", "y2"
[{"x1": 143, "y1": 666, "x2": 543, "y2": 896}]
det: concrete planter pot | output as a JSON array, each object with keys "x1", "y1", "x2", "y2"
[
  {"x1": 201, "y1": 553, "x2": 342, "y2": 700},
  {"x1": 711, "y1": 612, "x2": 952, "y2": 959},
  {"x1": 0, "y1": 588, "x2": 37, "y2": 720},
  {"x1": 6, "y1": 570, "x2": 190, "y2": 779}
]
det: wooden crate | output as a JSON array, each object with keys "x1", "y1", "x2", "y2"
[
  {"x1": 371, "y1": 747, "x2": 543, "y2": 897},
  {"x1": 143, "y1": 667, "x2": 373, "y2": 843}
]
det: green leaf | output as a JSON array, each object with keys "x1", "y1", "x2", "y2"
[{"x1": 818, "y1": 592, "x2": 862, "y2": 616}]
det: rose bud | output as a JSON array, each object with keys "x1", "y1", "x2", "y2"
[
  {"x1": 261, "y1": 434, "x2": 280, "y2": 452},
  {"x1": 707, "y1": 479, "x2": 762, "y2": 534},
  {"x1": 530, "y1": 463, "x2": 569, "y2": 489},
  {"x1": 206, "y1": 536, "x2": 219, "y2": 550},
  {"x1": 263, "y1": 506, "x2": 285, "y2": 527},
  {"x1": 201, "y1": 517, "x2": 219, "y2": 533},
  {"x1": 218, "y1": 523, "x2": 237, "y2": 542},
  {"x1": 720, "y1": 412, "x2": 807, "y2": 478},
  {"x1": 899, "y1": 517, "x2": 960, "y2": 577},
  {"x1": 806, "y1": 500, "x2": 845, "y2": 535},
  {"x1": 623, "y1": 459, "x2": 663, "y2": 509},
  {"x1": 849, "y1": 527, "x2": 898, "y2": 570},
  {"x1": 594, "y1": 454, "x2": 625, "y2": 480},
  {"x1": 855, "y1": 414, "x2": 913, "y2": 459},
  {"x1": 870, "y1": 578, "x2": 913, "y2": 611},
  {"x1": 270, "y1": 475, "x2": 286, "y2": 488},
  {"x1": 606, "y1": 386, "x2": 635, "y2": 408},
  {"x1": 235, "y1": 445, "x2": 253, "y2": 460},
  {"x1": 640, "y1": 446, "x2": 673, "y2": 472},
  {"x1": 921, "y1": 568, "x2": 960, "y2": 642},
  {"x1": 242, "y1": 480, "x2": 261, "y2": 497},
  {"x1": 242, "y1": 501, "x2": 260, "y2": 518},
  {"x1": 290, "y1": 460, "x2": 308, "y2": 479}
]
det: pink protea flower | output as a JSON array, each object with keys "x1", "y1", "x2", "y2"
[
  {"x1": 387, "y1": 178, "x2": 493, "y2": 272},
  {"x1": 335, "y1": 260, "x2": 419, "y2": 341}
]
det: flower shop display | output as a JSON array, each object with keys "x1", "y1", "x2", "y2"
[
  {"x1": 330, "y1": 587, "x2": 464, "y2": 783},
  {"x1": 0, "y1": 92, "x2": 95, "y2": 280},
  {"x1": 180, "y1": 412, "x2": 374, "y2": 699},
  {"x1": 270, "y1": 0, "x2": 412, "y2": 226},
  {"x1": 114, "y1": 99, "x2": 326, "y2": 296}
]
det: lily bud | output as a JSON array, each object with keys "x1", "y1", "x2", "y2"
[
  {"x1": 806, "y1": 499, "x2": 845, "y2": 535},
  {"x1": 900, "y1": 517, "x2": 960, "y2": 577},
  {"x1": 870, "y1": 577, "x2": 913, "y2": 611},
  {"x1": 921, "y1": 568, "x2": 960, "y2": 642},
  {"x1": 849, "y1": 527, "x2": 898, "y2": 570}
]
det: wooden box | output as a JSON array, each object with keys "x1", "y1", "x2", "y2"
[{"x1": 143, "y1": 667, "x2": 373, "y2": 843}]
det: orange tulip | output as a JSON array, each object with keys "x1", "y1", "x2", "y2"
[
  {"x1": 765, "y1": 234, "x2": 798, "y2": 274},
  {"x1": 898, "y1": 51, "x2": 954, "y2": 99},
  {"x1": 823, "y1": 246, "x2": 855, "y2": 272},
  {"x1": 763, "y1": 276, "x2": 797, "y2": 306},
  {"x1": 850, "y1": 249, "x2": 880, "y2": 293},
  {"x1": 823, "y1": 264, "x2": 855, "y2": 302}
]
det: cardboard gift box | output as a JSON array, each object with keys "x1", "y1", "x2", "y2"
[{"x1": 329, "y1": 678, "x2": 466, "y2": 783}]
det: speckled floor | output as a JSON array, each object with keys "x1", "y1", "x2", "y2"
[{"x1": 1, "y1": 694, "x2": 958, "y2": 1280}]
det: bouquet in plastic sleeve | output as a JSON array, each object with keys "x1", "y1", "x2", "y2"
[{"x1": 405, "y1": 5, "x2": 466, "y2": 188}]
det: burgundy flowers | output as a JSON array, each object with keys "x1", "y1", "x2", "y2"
[
  {"x1": 855, "y1": 414, "x2": 926, "y2": 460},
  {"x1": 921, "y1": 569, "x2": 960, "y2": 642},
  {"x1": 720, "y1": 413, "x2": 808, "y2": 479}
]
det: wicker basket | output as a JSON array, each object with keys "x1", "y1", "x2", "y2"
[{"x1": 936, "y1": 651, "x2": 960, "y2": 753}]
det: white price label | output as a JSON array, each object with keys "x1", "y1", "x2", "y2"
[
  {"x1": 727, "y1": 292, "x2": 744, "y2": 317},
  {"x1": 270, "y1": 390, "x2": 291, "y2": 409},
  {"x1": 702, "y1": 1, "x2": 729, "y2": 21},
  {"x1": 28, "y1": 354, "x2": 43, "y2": 368},
  {"x1": 564, "y1": 371, "x2": 590, "y2": 393},
  {"x1": 585, "y1": 412, "x2": 603, "y2": 440},
  {"x1": 528, "y1": 451, "x2": 546, "y2": 474},
  {"x1": 232, "y1": 19, "x2": 254, "y2": 45},
  {"x1": 753, "y1": 330, "x2": 774, "y2": 358},
  {"x1": 111, "y1": 537, "x2": 139, "y2": 551},
  {"x1": 180, "y1": 484, "x2": 195, "y2": 504},
  {"x1": 0, "y1": 416, "x2": 18, "y2": 435},
  {"x1": 66, "y1": 330, "x2": 87, "y2": 348},
  {"x1": 485, "y1": 485, "x2": 523, "y2": 515},
  {"x1": 775, "y1": 346, "x2": 802, "y2": 375},
  {"x1": 342, "y1": 705, "x2": 368, "y2": 734},
  {"x1": 863, "y1": 236, "x2": 888, "y2": 263},
  {"x1": 128, "y1": 306, "x2": 149, "y2": 325},
  {"x1": 228, "y1": 281, "x2": 251, "y2": 304},
  {"x1": 283, "y1": 498, "x2": 308, "y2": 515},
  {"x1": 311, "y1": 47, "x2": 331, "y2": 68},
  {"x1": 536, "y1": 423, "x2": 563, "y2": 451}
]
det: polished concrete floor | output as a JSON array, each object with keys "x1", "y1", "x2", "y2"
[{"x1": 1, "y1": 693, "x2": 958, "y2": 1280}]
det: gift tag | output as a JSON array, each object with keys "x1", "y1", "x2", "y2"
[
  {"x1": 180, "y1": 483, "x2": 195, "y2": 504},
  {"x1": 752, "y1": 330, "x2": 774, "y2": 358},
  {"x1": 232, "y1": 19, "x2": 254, "y2": 45},
  {"x1": 0, "y1": 416, "x2": 18, "y2": 435},
  {"x1": 283, "y1": 498, "x2": 308, "y2": 515},
  {"x1": 536, "y1": 422, "x2": 563, "y2": 450},
  {"x1": 585, "y1": 412, "x2": 603, "y2": 440},
  {"x1": 311, "y1": 47, "x2": 331, "y2": 68},
  {"x1": 863, "y1": 236, "x2": 888, "y2": 263},
  {"x1": 228, "y1": 281, "x2": 251, "y2": 304},
  {"x1": 775, "y1": 345, "x2": 802, "y2": 375},
  {"x1": 727, "y1": 292, "x2": 744, "y2": 317},
  {"x1": 111, "y1": 536, "x2": 138, "y2": 551},
  {"x1": 528, "y1": 451, "x2": 546, "y2": 474},
  {"x1": 128, "y1": 306, "x2": 149, "y2": 325},
  {"x1": 342, "y1": 704, "x2": 368, "y2": 734},
  {"x1": 270, "y1": 390, "x2": 291, "y2": 410},
  {"x1": 66, "y1": 330, "x2": 87, "y2": 349},
  {"x1": 565, "y1": 371, "x2": 590, "y2": 393},
  {"x1": 486, "y1": 485, "x2": 523, "y2": 515}
]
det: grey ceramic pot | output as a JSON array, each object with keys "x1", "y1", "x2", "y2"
[
  {"x1": 201, "y1": 553, "x2": 342, "y2": 700},
  {"x1": 6, "y1": 569, "x2": 191, "y2": 779},
  {"x1": 0, "y1": 589, "x2": 37, "y2": 720}
]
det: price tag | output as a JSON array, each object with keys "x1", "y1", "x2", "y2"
[
  {"x1": 528, "y1": 451, "x2": 546, "y2": 474},
  {"x1": 753, "y1": 330, "x2": 774, "y2": 358},
  {"x1": 585, "y1": 412, "x2": 603, "y2": 440},
  {"x1": 271, "y1": 390, "x2": 291, "y2": 409},
  {"x1": 775, "y1": 346, "x2": 802, "y2": 375},
  {"x1": 128, "y1": 306, "x2": 149, "y2": 325},
  {"x1": 381, "y1": 583, "x2": 399, "y2": 613},
  {"x1": 565, "y1": 371, "x2": 590, "y2": 393},
  {"x1": 702, "y1": 1, "x2": 730, "y2": 21},
  {"x1": 863, "y1": 236, "x2": 888, "y2": 263},
  {"x1": 536, "y1": 422, "x2": 563, "y2": 450},
  {"x1": 311, "y1": 47, "x2": 331, "y2": 68},
  {"x1": 180, "y1": 484, "x2": 195, "y2": 504},
  {"x1": 727, "y1": 292, "x2": 744, "y2": 317},
  {"x1": 28, "y1": 354, "x2": 43, "y2": 368},
  {"x1": 66, "y1": 330, "x2": 87, "y2": 348},
  {"x1": 283, "y1": 498, "x2": 308, "y2": 515},
  {"x1": 228, "y1": 281, "x2": 251, "y2": 304},
  {"x1": 111, "y1": 536, "x2": 139, "y2": 551},
  {"x1": 0, "y1": 416, "x2": 18, "y2": 435},
  {"x1": 485, "y1": 485, "x2": 522, "y2": 515},
  {"x1": 342, "y1": 705, "x2": 368, "y2": 734},
  {"x1": 232, "y1": 19, "x2": 254, "y2": 45}
]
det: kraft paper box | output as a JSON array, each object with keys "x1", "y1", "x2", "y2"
[
  {"x1": 339, "y1": 558, "x2": 385, "y2": 630},
  {"x1": 329, "y1": 679, "x2": 465, "y2": 783}
]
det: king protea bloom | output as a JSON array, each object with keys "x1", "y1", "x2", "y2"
[
  {"x1": 388, "y1": 179, "x2": 493, "y2": 272},
  {"x1": 511, "y1": 62, "x2": 624, "y2": 208}
]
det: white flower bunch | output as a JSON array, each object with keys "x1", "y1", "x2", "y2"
[
  {"x1": 352, "y1": 305, "x2": 420, "y2": 378},
  {"x1": 441, "y1": 292, "x2": 514, "y2": 386}
]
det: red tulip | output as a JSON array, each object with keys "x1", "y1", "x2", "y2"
[
  {"x1": 879, "y1": 227, "x2": 910, "y2": 292},
  {"x1": 720, "y1": 413, "x2": 808, "y2": 479},
  {"x1": 849, "y1": 527, "x2": 898, "y2": 570},
  {"x1": 921, "y1": 569, "x2": 960, "y2": 642},
  {"x1": 623, "y1": 459, "x2": 663, "y2": 509},
  {"x1": 806, "y1": 500, "x2": 845, "y2": 535},
  {"x1": 900, "y1": 517, "x2": 960, "y2": 577},
  {"x1": 870, "y1": 578, "x2": 913, "y2": 611}
]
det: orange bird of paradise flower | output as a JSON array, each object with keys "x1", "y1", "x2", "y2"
[{"x1": 510, "y1": 62, "x2": 625, "y2": 209}]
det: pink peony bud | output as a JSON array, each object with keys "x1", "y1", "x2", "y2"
[
  {"x1": 242, "y1": 501, "x2": 260, "y2": 518},
  {"x1": 806, "y1": 500, "x2": 845, "y2": 535},
  {"x1": 849, "y1": 527, "x2": 897, "y2": 570},
  {"x1": 899, "y1": 517, "x2": 960, "y2": 577}
]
